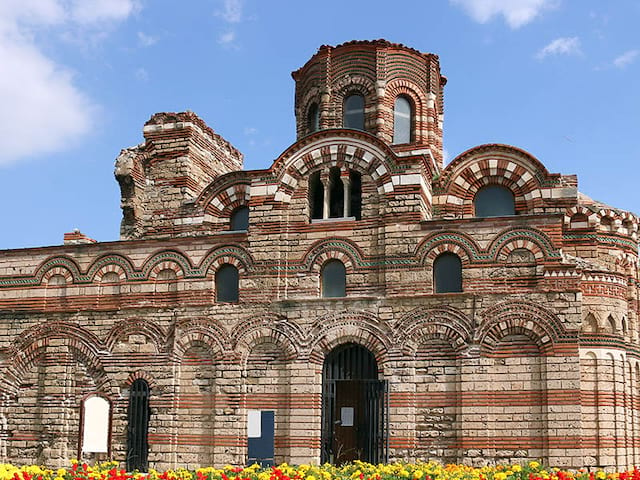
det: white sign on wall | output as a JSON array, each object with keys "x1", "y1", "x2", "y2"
[
  {"x1": 82, "y1": 395, "x2": 110, "y2": 453},
  {"x1": 247, "y1": 410, "x2": 262, "y2": 438}
]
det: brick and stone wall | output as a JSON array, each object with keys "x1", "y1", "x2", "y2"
[{"x1": 0, "y1": 40, "x2": 639, "y2": 471}]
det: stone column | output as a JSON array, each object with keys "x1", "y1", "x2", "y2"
[
  {"x1": 341, "y1": 170, "x2": 351, "y2": 218},
  {"x1": 321, "y1": 170, "x2": 330, "y2": 220}
]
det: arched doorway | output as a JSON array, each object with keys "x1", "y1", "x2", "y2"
[
  {"x1": 127, "y1": 379, "x2": 150, "y2": 471},
  {"x1": 321, "y1": 343, "x2": 388, "y2": 464}
]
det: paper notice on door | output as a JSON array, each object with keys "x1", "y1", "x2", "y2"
[{"x1": 341, "y1": 407, "x2": 354, "y2": 427}]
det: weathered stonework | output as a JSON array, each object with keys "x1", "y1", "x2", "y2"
[{"x1": 0, "y1": 40, "x2": 638, "y2": 470}]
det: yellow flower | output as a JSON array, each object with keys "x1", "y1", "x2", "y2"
[
  {"x1": 529, "y1": 462, "x2": 540, "y2": 470},
  {"x1": 495, "y1": 472, "x2": 507, "y2": 480}
]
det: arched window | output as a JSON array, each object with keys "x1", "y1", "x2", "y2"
[
  {"x1": 307, "y1": 103, "x2": 319, "y2": 133},
  {"x1": 393, "y1": 96, "x2": 413, "y2": 144},
  {"x1": 127, "y1": 379, "x2": 149, "y2": 472},
  {"x1": 216, "y1": 264, "x2": 239, "y2": 302},
  {"x1": 321, "y1": 260, "x2": 346, "y2": 298},
  {"x1": 343, "y1": 94, "x2": 365, "y2": 130},
  {"x1": 474, "y1": 185, "x2": 515, "y2": 217},
  {"x1": 433, "y1": 252, "x2": 462, "y2": 293},
  {"x1": 81, "y1": 394, "x2": 111, "y2": 456},
  {"x1": 230, "y1": 206, "x2": 249, "y2": 231}
]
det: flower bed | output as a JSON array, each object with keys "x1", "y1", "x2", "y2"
[{"x1": 1, "y1": 461, "x2": 637, "y2": 480}]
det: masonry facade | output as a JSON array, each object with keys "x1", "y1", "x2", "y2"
[{"x1": 1, "y1": 40, "x2": 639, "y2": 470}]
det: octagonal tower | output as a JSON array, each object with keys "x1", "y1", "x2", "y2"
[{"x1": 292, "y1": 39, "x2": 447, "y2": 169}]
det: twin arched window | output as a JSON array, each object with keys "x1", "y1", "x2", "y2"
[
  {"x1": 393, "y1": 96, "x2": 413, "y2": 144},
  {"x1": 309, "y1": 168, "x2": 362, "y2": 221},
  {"x1": 216, "y1": 264, "x2": 239, "y2": 302},
  {"x1": 433, "y1": 252, "x2": 462, "y2": 293},
  {"x1": 321, "y1": 260, "x2": 346, "y2": 298},
  {"x1": 474, "y1": 185, "x2": 515, "y2": 217}
]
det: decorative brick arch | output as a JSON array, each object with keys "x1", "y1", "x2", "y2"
[
  {"x1": 91, "y1": 263, "x2": 129, "y2": 283},
  {"x1": 35, "y1": 256, "x2": 81, "y2": 285},
  {"x1": 270, "y1": 133, "x2": 399, "y2": 205},
  {"x1": 174, "y1": 317, "x2": 229, "y2": 361},
  {"x1": 597, "y1": 209, "x2": 621, "y2": 232},
  {"x1": 416, "y1": 231, "x2": 479, "y2": 265},
  {"x1": 384, "y1": 79, "x2": 427, "y2": 143},
  {"x1": 87, "y1": 254, "x2": 135, "y2": 282},
  {"x1": 437, "y1": 144, "x2": 552, "y2": 217},
  {"x1": 197, "y1": 173, "x2": 251, "y2": 221},
  {"x1": 201, "y1": 245, "x2": 252, "y2": 276},
  {"x1": 125, "y1": 370, "x2": 157, "y2": 388},
  {"x1": 307, "y1": 311, "x2": 392, "y2": 369},
  {"x1": 333, "y1": 74, "x2": 376, "y2": 120},
  {"x1": 105, "y1": 318, "x2": 167, "y2": 354},
  {"x1": 304, "y1": 238, "x2": 363, "y2": 273},
  {"x1": 489, "y1": 227, "x2": 558, "y2": 262},
  {"x1": 477, "y1": 301, "x2": 568, "y2": 355},
  {"x1": 7, "y1": 321, "x2": 111, "y2": 394},
  {"x1": 142, "y1": 250, "x2": 191, "y2": 280},
  {"x1": 563, "y1": 206, "x2": 599, "y2": 229},
  {"x1": 396, "y1": 306, "x2": 473, "y2": 355},
  {"x1": 231, "y1": 314, "x2": 302, "y2": 369}
]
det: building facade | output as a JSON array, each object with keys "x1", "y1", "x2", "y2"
[{"x1": 0, "y1": 40, "x2": 639, "y2": 470}]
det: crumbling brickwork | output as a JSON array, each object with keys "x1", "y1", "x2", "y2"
[{"x1": 0, "y1": 40, "x2": 638, "y2": 470}]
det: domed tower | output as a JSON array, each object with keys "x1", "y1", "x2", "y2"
[{"x1": 292, "y1": 39, "x2": 447, "y2": 169}]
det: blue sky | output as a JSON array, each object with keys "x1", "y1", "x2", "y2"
[{"x1": 0, "y1": 0, "x2": 638, "y2": 250}]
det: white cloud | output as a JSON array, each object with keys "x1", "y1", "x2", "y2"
[
  {"x1": 137, "y1": 31, "x2": 158, "y2": 47},
  {"x1": 0, "y1": 36, "x2": 93, "y2": 165},
  {"x1": 215, "y1": 0, "x2": 244, "y2": 48},
  {"x1": 536, "y1": 36, "x2": 581, "y2": 59},
  {"x1": 613, "y1": 50, "x2": 639, "y2": 69},
  {"x1": 134, "y1": 67, "x2": 149, "y2": 82},
  {"x1": 69, "y1": 0, "x2": 138, "y2": 24},
  {"x1": 0, "y1": 0, "x2": 137, "y2": 166},
  {"x1": 450, "y1": 0, "x2": 557, "y2": 29},
  {"x1": 216, "y1": 0, "x2": 243, "y2": 24},
  {"x1": 218, "y1": 30, "x2": 236, "y2": 45}
]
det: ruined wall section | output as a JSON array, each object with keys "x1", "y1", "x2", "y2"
[{"x1": 115, "y1": 112, "x2": 243, "y2": 240}]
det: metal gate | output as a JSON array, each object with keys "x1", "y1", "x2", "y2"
[
  {"x1": 321, "y1": 344, "x2": 389, "y2": 464},
  {"x1": 127, "y1": 379, "x2": 150, "y2": 471}
]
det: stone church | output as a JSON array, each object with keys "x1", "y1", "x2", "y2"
[{"x1": 0, "y1": 40, "x2": 638, "y2": 471}]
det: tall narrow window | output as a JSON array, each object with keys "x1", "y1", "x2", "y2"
[
  {"x1": 393, "y1": 96, "x2": 412, "y2": 144},
  {"x1": 230, "y1": 206, "x2": 249, "y2": 231},
  {"x1": 216, "y1": 264, "x2": 239, "y2": 302},
  {"x1": 350, "y1": 170, "x2": 362, "y2": 220},
  {"x1": 343, "y1": 94, "x2": 365, "y2": 130},
  {"x1": 307, "y1": 103, "x2": 319, "y2": 133},
  {"x1": 328, "y1": 167, "x2": 344, "y2": 218},
  {"x1": 474, "y1": 185, "x2": 515, "y2": 217},
  {"x1": 322, "y1": 260, "x2": 346, "y2": 298},
  {"x1": 309, "y1": 171, "x2": 324, "y2": 220},
  {"x1": 81, "y1": 395, "x2": 111, "y2": 456},
  {"x1": 127, "y1": 379, "x2": 150, "y2": 472},
  {"x1": 434, "y1": 253, "x2": 462, "y2": 293}
]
